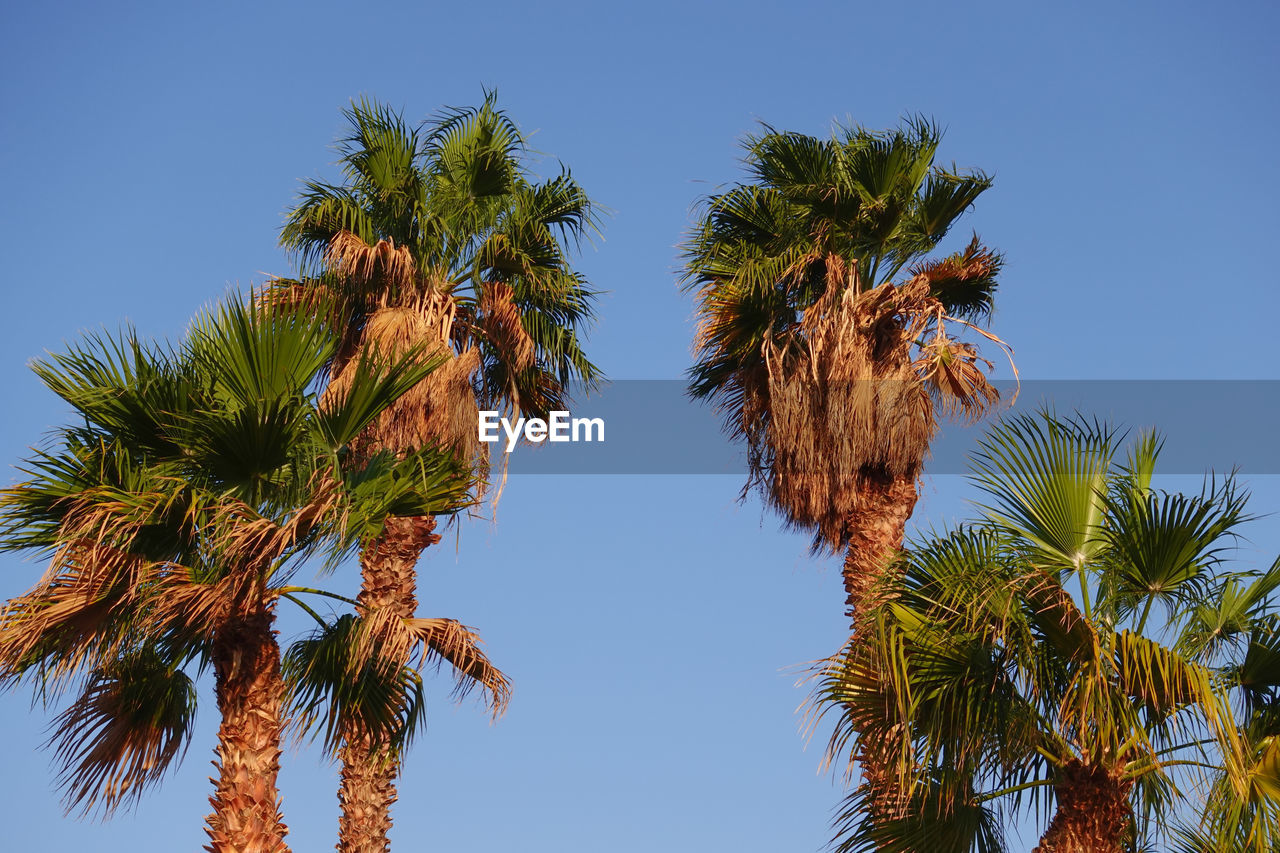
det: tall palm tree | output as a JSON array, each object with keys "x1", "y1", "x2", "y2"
[
  {"x1": 682, "y1": 117, "x2": 1008, "y2": 630},
  {"x1": 813, "y1": 413, "x2": 1270, "y2": 852},
  {"x1": 273, "y1": 93, "x2": 599, "y2": 850},
  {"x1": 683, "y1": 117, "x2": 1008, "y2": 838},
  {"x1": 0, "y1": 297, "x2": 481, "y2": 852}
]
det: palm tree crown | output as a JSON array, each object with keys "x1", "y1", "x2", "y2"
[
  {"x1": 278, "y1": 92, "x2": 601, "y2": 462},
  {"x1": 683, "y1": 117, "x2": 1008, "y2": 620},
  {"x1": 814, "y1": 413, "x2": 1275, "y2": 853},
  {"x1": 0, "y1": 296, "x2": 477, "y2": 850}
]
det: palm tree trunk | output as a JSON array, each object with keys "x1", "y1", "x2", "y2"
[
  {"x1": 205, "y1": 602, "x2": 289, "y2": 853},
  {"x1": 1032, "y1": 761, "x2": 1132, "y2": 853},
  {"x1": 842, "y1": 469, "x2": 919, "y2": 843},
  {"x1": 841, "y1": 469, "x2": 918, "y2": 628},
  {"x1": 336, "y1": 514, "x2": 440, "y2": 853},
  {"x1": 336, "y1": 727, "x2": 397, "y2": 853}
]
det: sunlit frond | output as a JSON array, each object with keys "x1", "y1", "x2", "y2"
[
  {"x1": 346, "y1": 609, "x2": 510, "y2": 718},
  {"x1": 829, "y1": 775, "x2": 1007, "y2": 853},
  {"x1": 812, "y1": 412, "x2": 1272, "y2": 850},
  {"x1": 46, "y1": 647, "x2": 197, "y2": 816},
  {"x1": 283, "y1": 614, "x2": 426, "y2": 756},
  {"x1": 970, "y1": 412, "x2": 1117, "y2": 569}
]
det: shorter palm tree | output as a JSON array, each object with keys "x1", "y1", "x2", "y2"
[
  {"x1": 1171, "y1": 564, "x2": 1280, "y2": 851},
  {"x1": 813, "y1": 413, "x2": 1273, "y2": 852},
  {"x1": 282, "y1": 608, "x2": 510, "y2": 850},
  {"x1": 0, "y1": 296, "x2": 478, "y2": 851}
]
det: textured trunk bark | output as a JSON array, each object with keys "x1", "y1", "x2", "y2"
[
  {"x1": 336, "y1": 515, "x2": 440, "y2": 853},
  {"x1": 842, "y1": 469, "x2": 918, "y2": 629},
  {"x1": 1032, "y1": 761, "x2": 1132, "y2": 853},
  {"x1": 842, "y1": 469, "x2": 919, "y2": 843},
  {"x1": 205, "y1": 603, "x2": 289, "y2": 853},
  {"x1": 336, "y1": 727, "x2": 397, "y2": 853},
  {"x1": 356, "y1": 515, "x2": 440, "y2": 617}
]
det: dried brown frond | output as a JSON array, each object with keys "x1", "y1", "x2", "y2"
[
  {"x1": 205, "y1": 475, "x2": 340, "y2": 571},
  {"x1": 805, "y1": 635, "x2": 913, "y2": 787},
  {"x1": 738, "y1": 263, "x2": 1006, "y2": 551},
  {"x1": 0, "y1": 473, "x2": 335, "y2": 686},
  {"x1": 253, "y1": 277, "x2": 349, "y2": 332},
  {"x1": 0, "y1": 540, "x2": 154, "y2": 685},
  {"x1": 254, "y1": 277, "x2": 324, "y2": 315},
  {"x1": 1021, "y1": 569, "x2": 1095, "y2": 664},
  {"x1": 914, "y1": 334, "x2": 998, "y2": 423},
  {"x1": 325, "y1": 298, "x2": 485, "y2": 482},
  {"x1": 325, "y1": 232, "x2": 416, "y2": 297},
  {"x1": 407, "y1": 616, "x2": 511, "y2": 717},
  {"x1": 144, "y1": 569, "x2": 262, "y2": 643},
  {"x1": 348, "y1": 609, "x2": 510, "y2": 719},
  {"x1": 908, "y1": 237, "x2": 1002, "y2": 290},
  {"x1": 753, "y1": 268, "x2": 935, "y2": 550},
  {"x1": 477, "y1": 281, "x2": 535, "y2": 375}
]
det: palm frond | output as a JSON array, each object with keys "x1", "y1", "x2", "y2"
[
  {"x1": 346, "y1": 609, "x2": 510, "y2": 718},
  {"x1": 46, "y1": 647, "x2": 197, "y2": 816},
  {"x1": 970, "y1": 412, "x2": 1117, "y2": 570},
  {"x1": 283, "y1": 614, "x2": 426, "y2": 757},
  {"x1": 829, "y1": 775, "x2": 1007, "y2": 853}
]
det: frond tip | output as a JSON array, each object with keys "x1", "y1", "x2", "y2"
[
  {"x1": 348, "y1": 609, "x2": 512, "y2": 718},
  {"x1": 46, "y1": 648, "x2": 197, "y2": 817}
]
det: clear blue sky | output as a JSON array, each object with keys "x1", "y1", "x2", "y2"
[{"x1": 1, "y1": 1, "x2": 1278, "y2": 850}]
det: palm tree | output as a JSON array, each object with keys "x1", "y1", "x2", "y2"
[
  {"x1": 273, "y1": 93, "x2": 599, "y2": 849},
  {"x1": 282, "y1": 609, "x2": 510, "y2": 848},
  {"x1": 0, "y1": 297, "x2": 482, "y2": 851},
  {"x1": 1170, "y1": 563, "x2": 1280, "y2": 851},
  {"x1": 682, "y1": 116, "x2": 1009, "y2": 630},
  {"x1": 682, "y1": 117, "x2": 1008, "y2": 838},
  {"x1": 812, "y1": 413, "x2": 1271, "y2": 852}
]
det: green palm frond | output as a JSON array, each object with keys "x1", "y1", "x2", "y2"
[
  {"x1": 1105, "y1": 474, "x2": 1250, "y2": 630},
  {"x1": 1182, "y1": 561, "x2": 1280, "y2": 663},
  {"x1": 314, "y1": 342, "x2": 449, "y2": 449},
  {"x1": 283, "y1": 614, "x2": 427, "y2": 757},
  {"x1": 1113, "y1": 630, "x2": 1221, "y2": 739},
  {"x1": 908, "y1": 235, "x2": 1003, "y2": 322},
  {"x1": 970, "y1": 412, "x2": 1117, "y2": 573},
  {"x1": 829, "y1": 775, "x2": 1007, "y2": 853},
  {"x1": 332, "y1": 449, "x2": 473, "y2": 568},
  {"x1": 1194, "y1": 712, "x2": 1280, "y2": 853},
  {"x1": 186, "y1": 296, "x2": 334, "y2": 406},
  {"x1": 1239, "y1": 617, "x2": 1280, "y2": 710}
]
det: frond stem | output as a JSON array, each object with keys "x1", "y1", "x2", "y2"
[
  {"x1": 1122, "y1": 758, "x2": 1219, "y2": 781},
  {"x1": 978, "y1": 778, "x2": 1055, "y2": 802},
  {"x1": 1077, "y1": 558, "x2": 1094, "y2": 622},
  {"x1": 1136, "y1": 595, "x2": 1156, "y2": 635},
  {"x1": 280, "y1": 592, "x2": 328, "y2": 628},
  {"x1": 277, "y1": 586, "x2": 359, "y2": 607},
  {"x1": 1034, "y1": 745, "x2": 1069, "y2": 769}
]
